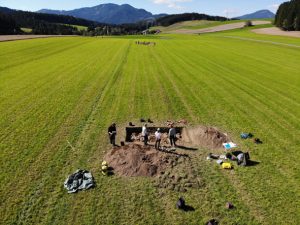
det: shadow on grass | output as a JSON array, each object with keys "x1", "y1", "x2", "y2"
[
  {"x1": 158, "y1": 148, "x2": 189, "y2": 158},
  {"x1": 246, "y1": 160, "x2": 260, "y2": 167},
  {"x1": 181, "y1": 205, "x2": 195, "y2": 212},
  {"x1": 176, "y1": 145, "x2": 198, "y2": 151}
]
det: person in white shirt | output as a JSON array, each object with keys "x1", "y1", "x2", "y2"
[
  {"x1": 142, "y1": 124, "x2": 148, "y2": 145},
  {"x1": 155, "y1": 128, "x2": 162, "y2": 149}
]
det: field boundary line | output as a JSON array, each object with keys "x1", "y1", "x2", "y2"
[{"x1": 222, "y1": 35, "x2": 300, "y2": 48}]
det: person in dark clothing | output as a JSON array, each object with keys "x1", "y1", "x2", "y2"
[
  {"x1": 108, "y1": 123, "x2": 117, "y2": 146},
  {"x1": 169, "y1": 125, "x2": 176, "y2": 147}
]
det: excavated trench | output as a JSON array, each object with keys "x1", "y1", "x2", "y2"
[{"x1": 104, "y1": 126, "x2": 231, "y2": 192}]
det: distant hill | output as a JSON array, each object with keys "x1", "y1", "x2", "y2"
[
  {"x1": 38, "y1": 3, "x2": 166, "y2": 24},
  {"x1": 0, "y1": 6, "x2": 102, "y2": 35},
  {"x1": 0, "y1": 6, "x2": 15, "y2": 14},
  {"x1": 236, "y1": 10, "x2": 275, "y2": 19},
  {"x1": 0, "y1": 6, "x2": 100, "y2": 27},
  {"x1": 0, "y1": 6, "x2": 152, "y2": 35}
]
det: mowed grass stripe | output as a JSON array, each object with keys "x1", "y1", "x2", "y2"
[
  {"x1": 154, "y1": 37, "x2": 298, "y2": 222},
  {"x1": 210, "y1": 36, "x2": 300, "y2": 103},
  {"x1": 0, "y1": 33, "x2": 299, "y2": 224},
  {"x1": 0, "y1": 39, "x2": 118, "y2": 183},
  {"x1": 166, "y1": 38, "x2": 300, "y2": 159},
  {"x1": 165, "y1": 38, "x2": 296, "y2": 139},
  {"x1": 71, "y1": 40, "x2": 259, "y2": 225},
  {"x1": 0, "y1": 38, "x2": 90, "y2": 72},
  {"x1": 167, "y1": 38, "x2": 300, "y2": 120},
  {"x1": 55, "y1": 40, "x2": 168, "y2": 225},
  {"x1": 0, "y1": 39, "x2": 103, "y2": 123},
  {"x1": 1, "y1": 39, "x2": 130, "y2": 223},
  {"x1": 41, "y1": 40, "x2": 136, "y2": 224},
  {"x1": 185, "y1": 39, "x2": 300, "y2": 221}
]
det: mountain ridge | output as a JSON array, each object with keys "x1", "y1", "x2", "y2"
[
  {"x1": 38, "y1": 3, "x2": 167, "y2": 24},
  {"x1": 236, "y1": 10, "x2": 275, "y2": 19}
]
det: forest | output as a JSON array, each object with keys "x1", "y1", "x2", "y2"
[{"x1": 275, "y1": 0, "x2": 300, "y2": 31}]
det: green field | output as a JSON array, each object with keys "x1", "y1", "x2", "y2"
[
  {"x1": 0, "y1": 28, "x2": 300, "y2": 225},
  {"x1": 151, "y1": 20, "x2": 220, "y2": 32},
  {"x1": 150, "y1": 19, "x2": 273, "y2": 33},
  {"x1": 63, "y1": 24, "x2": 88, "y2": 31}
]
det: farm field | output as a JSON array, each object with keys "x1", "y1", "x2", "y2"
[
  {"x1": 151, "y1": 19, "x2": 272, "y2": 34},
  {"x1": 0, "y1": 29, "x2": 300, "y2": 225}
]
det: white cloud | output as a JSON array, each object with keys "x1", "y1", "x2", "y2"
[
  {"x1": 269, "y1": 3, "x2": 280, "y2": 12},
  {"x1": 153, "y1": 0, "x2": 192, "y2": 9},
  {"x1": 223, "y1": 8, "x2": 240, "y2": 17}
]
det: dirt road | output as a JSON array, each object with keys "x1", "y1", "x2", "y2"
[
  {"x1": 252, "y1": 27, "x2": 300, "y2": 38},
  {"x1": 223, "y1": 35, "x2": 300, "y2": 48}
]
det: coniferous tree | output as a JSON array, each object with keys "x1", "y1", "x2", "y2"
[
  {"x1": 0, "y1": 12, "x2": 20, "y2": 34},
  {"x1": 275, "y1": 0, "x2": 300, "y2": 31}
]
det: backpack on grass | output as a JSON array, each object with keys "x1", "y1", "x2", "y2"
[{"x1": 222, "y1": 162, "x2": 233, "y2": 169}]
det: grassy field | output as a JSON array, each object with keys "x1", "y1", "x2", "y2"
[
  {"x1": 151, "y1": 20, "x2": 220, "y2": 32},
  {"x1": 0, "y1": 28, "x2": 300, "y2": 225},
  {"x1": 151, "y1": 19, "x2": 274, "y2": 33},
  {"x1": 65, "y1": 24, "x2": 88, "y2": 31}
]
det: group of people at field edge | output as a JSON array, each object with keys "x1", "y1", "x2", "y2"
[{"x1": 107, "y1": 122, "x2": 177, "y2": 149}]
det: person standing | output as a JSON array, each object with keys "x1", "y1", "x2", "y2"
[
  {"x1": 169, "y1": 125, "x2": 176, "y2": 147},
  {"x1": 108, "y1": 123, "x2": 117, "y2": 146},
  {"x1": 142, "y1": 123, "x2": 148, "y2": 146},
  {"x1": 155, "y1": 128, "x2": 162, "y2": 150}
]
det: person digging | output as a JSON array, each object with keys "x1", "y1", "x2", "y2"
[{"x1": 108, "y1": 123, "x2": 117, "y2": 146}]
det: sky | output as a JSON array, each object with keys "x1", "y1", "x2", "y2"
[{"x1": 0, "y1": 0, "x2": 286, "y2": 17}]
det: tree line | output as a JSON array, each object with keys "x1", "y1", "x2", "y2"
[
  {"x1": 156, "y1": 13, "x2": 228, "y2": 27},
  {"x1": 0, "y1": 7, "x2": 230, "y2": 36},
  {"x1": 0, "y1": 7, "x2": 98, "y2": 35},
  {"x1": 0, "y1": 12, "x2": 21, "y2": 34},
  {"x1": 275, "y1": 0, "x2": 300, "y2": 31},
  {"x1": 0, "y1": 7, "x2": 151, "y2": 35}
]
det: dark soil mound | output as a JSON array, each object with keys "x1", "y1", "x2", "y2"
[
  {"x1": 104, "y1": 144, "x2": 180, "y2": 177},
  {"x1": 181, "y1": 126, "x2": 230, "y2": 149},
  {"x1": 104, "y1": 143, "x2": 202, "y2": 192}
]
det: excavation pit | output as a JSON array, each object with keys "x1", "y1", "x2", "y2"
[
  {"x1": 104, "y1": 144, "x2": 186, "y2": 177},
  {"x1": 125, "y1": 126, "x2": 230, "y2": 149},
  {"x1": 105, "y1": 126, "x2": 231, "y2": 192}
]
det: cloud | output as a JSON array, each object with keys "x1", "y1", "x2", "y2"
[
  {"x1": 269, "y1": 3, "x2": 280, "y2": 12},
  {"x1": 223, "y1": 8, "x2": 240, "y2": 17},
  {"x1": 153, "y1": 0, "x2": 192, "y2": 9}
]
